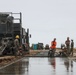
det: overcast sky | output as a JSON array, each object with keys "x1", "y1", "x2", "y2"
[{"x1": 0, "y1": 0, "x2": 76, "y2": 47}]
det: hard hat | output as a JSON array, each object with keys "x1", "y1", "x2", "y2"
[{"x1": 15, "y1": 35, "x2": 19, "y2": 39}]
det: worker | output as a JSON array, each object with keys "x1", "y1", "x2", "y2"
[
  {"x1": 14, "y1": 35, "x2": 20, "y2": 55},
  {"x1": 50, "y1": 38, "x2": 57, "y2": 50},
  {"x1": 59, "y1": 45, "x2": 67, "y2": 57},
  {"x1": 70, "y1": 39, "x2": 74, "y2": 56},
  {"x1": 50, "y1": 38, "x2": 57, "y2": 56},
  {"x1": 65, "y1": 37, "x2": 70, "y2": 55}
]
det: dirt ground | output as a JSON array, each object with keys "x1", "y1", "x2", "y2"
[{"x1": 0, "y1": 56, "x2": 22, "y2": 68}]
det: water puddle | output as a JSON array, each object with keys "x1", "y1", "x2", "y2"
[{"x1": 0, "y1": 57, "x2": 76, "y2": 75}]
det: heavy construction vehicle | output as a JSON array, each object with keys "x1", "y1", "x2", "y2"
[{"x1": 0, "y1": 12, "x2": 29, "y2": 55}]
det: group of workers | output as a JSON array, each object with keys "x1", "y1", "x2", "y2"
[
  {"x1": 14, "y1": 35, "x2": 74, "y2": 56},
  {"x1": 50, "y1": 37, "x2": 74, "y2": 56}
]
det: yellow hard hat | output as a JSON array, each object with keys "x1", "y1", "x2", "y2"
[{"x1": 15, "y1": 35, "x2": 19, "y2": 39}]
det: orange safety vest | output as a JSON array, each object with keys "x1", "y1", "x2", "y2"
[{"x1": 50, "y1": 41, "x2": 57, "y2": 49}]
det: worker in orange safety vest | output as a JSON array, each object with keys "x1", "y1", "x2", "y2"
[{"x1": 50, "y1": 38, "x2": 57, "y2": 51}]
